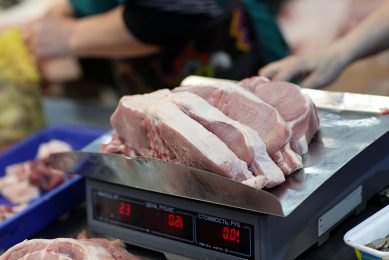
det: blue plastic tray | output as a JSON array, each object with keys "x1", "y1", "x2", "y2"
[{"x1": 0, "y1": 125, "x2": 106, "y2": 250}]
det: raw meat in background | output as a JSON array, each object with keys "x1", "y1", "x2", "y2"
[
  {"x1": 1, "y1": 238, "x2": 139, "y2": 259},
  {"x1": 0, "y1": 140, "x2": 72, "y2": 221},
  {"x1": 278, "y1": 0, "x2": 389, "y2": 96}
]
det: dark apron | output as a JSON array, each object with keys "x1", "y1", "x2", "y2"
[{"x1": 70, "y1": 0, "x2": 289, "y2": 95}]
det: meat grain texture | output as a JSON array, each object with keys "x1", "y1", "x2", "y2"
[
  {"x1": 0, "y1": 238, "x2": 138, "y2": 260},
  {"x1": 101, "y1": 77, "x2": 320, "y2": 189}
]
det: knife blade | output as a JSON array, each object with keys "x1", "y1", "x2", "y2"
[{"x1": 49, "y1": 151, "x2": 284, "y2": 216}]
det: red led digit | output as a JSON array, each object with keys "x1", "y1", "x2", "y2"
[
  {"x1": 168, "y1": 213, "x2": 184, "y2": 229},
  {"x1": 119, "y1": 202, "x2": 131, "y2": 216},
  {"x1": 222, "y1": 227, "x2": 241, "y2": 243},
  {"x1": 230, "y1": 228, "x2": 236, "y2": 241},
  {"x1": 175, "y1": 215, "x2": 183, "y2": 229},
  {"x1": 222, "y1": 226, "x2": 229, "y2": 240},
  {"x1": 168, "y1": 213, "x2": 175, "y2": 226}
]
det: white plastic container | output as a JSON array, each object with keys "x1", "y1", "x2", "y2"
[{"x1": 344, "y1": 205, "x2": 389, "y2": 260}]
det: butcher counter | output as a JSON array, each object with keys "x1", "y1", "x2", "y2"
[{"x1": 28, "y1": 96, "x2": 386, "y2": 260}]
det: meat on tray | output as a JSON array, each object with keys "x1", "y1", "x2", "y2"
[
  {"x1": 173, "y1": 81, "x2": 303, "y2": 175},
  {"x1": 109, "y1": 94, "x2": 261, "y2": 185},
  {"x1": 0, "y1": 140, "x2": 72, "y2": 221},
  {"x1": 240, "y1": 76, "x2": 320, "y2": 155},
  {"x1": 1, "y1": 238, "x2": 139, "y2": 260},
  {"x1": 0, "y1": 162, "x2": 40, "y2": 204},
  {"x1": 101, "y1": 77, "x2": 320, "y2": 189},
  {"x1": 166, "y1": 91, "x2": 285, "y2": 188}
]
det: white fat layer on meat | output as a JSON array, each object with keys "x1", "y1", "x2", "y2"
[
  {"x1": 1, "y1": 180, "x2": 39, "y2": 204},
  {"x1": 177, "y1": 82, "x2": 287, "y2": 124},
  {"x1": 250, "y1": 76, "x2": 270, "y2": 85},
  {"x1": 168, "y1": 92, "x2": 285, "y2": 186},
  {"x1": 146, "y1": 88, "x2": 170, "y2": 98},
  {"x1": 48, "y1": 251, "x2": 72, "y2": 260},
  {"x1": 284, "y1": 143, "x2": 303, "y2": 174},
  {"x1": 121, "y1": 95, "x2": 150, "y2": 113},
  {"x1": 286, "y1": 97, "x2": 317, "y2": 155},
  {"x1": 296, "y1": 135, "x2": 309, "y2": 156},
  {"x1": 148, "y1": 100, "x2": 252, "y2": 179},
  {"x1": 36, "y1": 140, "x2": 72, "y2": 160},
  {"x1": 242, "y1": 175, "x2": 267, "y2": 189}
]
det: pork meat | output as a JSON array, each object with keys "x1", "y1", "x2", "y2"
[
  {"x1": 174, "y1": 81, "x2": 303, "y2": 175},
  {"x1": 166, "y1": 91, "x2": 285, "y2": 187},
  {"x1": 109, "y1": 95, "x2": 256, "y2": 184},
  {"x1": 0, "y1": 238, "x2": 138, "y2": 260},
  {"x1": 240, "y1": 76, "x2": 320, "y2": 155}
]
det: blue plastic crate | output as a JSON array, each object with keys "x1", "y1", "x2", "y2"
[{"x1": 0, "y1": 125, "x2": 107, "y2": 250}]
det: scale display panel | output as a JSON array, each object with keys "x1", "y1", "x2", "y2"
[{"x1": 93, "y1": 190, "x2": 254, "y2": 259}]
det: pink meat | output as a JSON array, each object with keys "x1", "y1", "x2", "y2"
[
  {"x1": 1, "y1": 238, "x2": 138, "y2": 260},
  {"x1": 167, "y1": 91, "x2": 285, "y2": 187},
  {"x1": 108, "y1": 95, "x2": 255, "y2": 183},
  {"x1": 100, "y1": 131, "x2": 136, "y2": 156},
  {"x1": 36, "y1": 140, "x2": 72, "y2": 160},
  {"x1": 3, "y1": 159, "x2": 65, "y2": 193},
  {"x1": 1, "y1": 162, "x2": 39, "y2": 204},
  {"x1": 28, "y1": 159, "x2": 65, "y2": 191},
  {"x1": 240, "y1": 76, "x2": 320, "y2": 155},
  {"x1": 174, "y1": 82, "x2": 303, "y2": 175},
  {"x1": 0, "y1": 140, "x2": 72, "y2": 205}
]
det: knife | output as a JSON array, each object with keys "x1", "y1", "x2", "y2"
[{"x1": 49, "y1": 151, "x2": 284, "y2": 216}]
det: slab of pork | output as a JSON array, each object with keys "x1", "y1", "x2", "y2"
[
  {"x1": 108, "y1": 95, "x2": 259, "y2": 184},
  {"x1": 167, "y1": 91, "x2": 285, "y2": 187},
  {"x1": 240, "y1": 76, "x2": 320, "y2": 155},
  {"x1": 174, "y1": 82, "x2": 303, "y2": 175}
]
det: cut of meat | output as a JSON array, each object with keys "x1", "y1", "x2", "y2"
[
  {"x1": 109, "y1": 96, "x2": 152, "y2": 158},
  {"x1": 166, "y1": 91, "x2": 285, "y2": 187},
  {"x1": 3, "y1": 160, "x2": 65, "y2": 193},
  {"x1": 0, "y1": 140, "x2": 72, "y2": 205},
  {"x1": 174, "y1": 81, "x2": 303, "y2": 175},
  {"x1": 1, "y1": 162, "x2": 40, "y2": 204},
  {"x1": 109, "y1": 95, "x2": 255, "y2": 183},
  {"x1": 28, "y1": 159, "x2": 65, "y2": 191},
  {"x1": 239, "y1": 76, "x2": 320, "y2": 155},
  {"x1": 0, "y1": 238, "x2": 138, "y2": 260},
  {"x1": 36, "y1": 139, "x2": 72, "y2": 160},
  {"x1": 1, "y1": 180, "x2": 39, "y2": 205}
]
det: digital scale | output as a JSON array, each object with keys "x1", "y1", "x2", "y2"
[{"x1": 51, "y1": 78, "x2": 389, "y2": 260}]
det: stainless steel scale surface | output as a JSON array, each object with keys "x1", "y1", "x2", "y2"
[{"x1": 51, "y1": 77, "x2": 389, "y2": 260}]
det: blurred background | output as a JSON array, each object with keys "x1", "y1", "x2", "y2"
[{"x1": 0, "y1": 0, "x2": 388, "y2": 149}]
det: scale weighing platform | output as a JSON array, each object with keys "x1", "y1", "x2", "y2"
[{"x1": 51, "y1": 79, "x2": 389, "y2": 260}]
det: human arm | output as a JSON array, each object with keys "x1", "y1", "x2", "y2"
[
  {"x1": 25, "y1": 5, "x2": 160, "y2": 59},
  {"x1": 44, "y1": 0, "x2": 74, "y2": 17},
  {"x1": 259, "y1": 1, "x2": 389, "y2": 88}
]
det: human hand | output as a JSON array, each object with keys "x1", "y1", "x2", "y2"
[
  {"x1": 259, "y1": 46, "x2": 350, "y2": 89},
  {"x1": 24, "y1": 15, "x2": 76, "y2": 59}
]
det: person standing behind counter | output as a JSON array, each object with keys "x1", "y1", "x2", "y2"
[
  {"x1": 24, "y1": 0, "x2": 289, "y2": 94},
  {"x1": 259, "y1": 0, "x2": 389, "y2": 90}
]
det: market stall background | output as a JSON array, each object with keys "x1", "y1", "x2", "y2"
[{"x1": 1, "y1": 0, "x2": 389, "y2": 259}]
